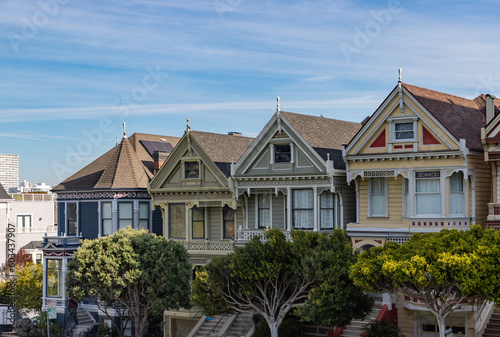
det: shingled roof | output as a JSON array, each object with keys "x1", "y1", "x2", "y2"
[
  {"x1": 53, "y1": 133, "x2": 179, "y2": 191},
  {"x1": 280, "y1": 111, "x2": 361, "y2": 169},
  {"x1": 190, "y1": 131, "x2": 254, "y2": 176},
  {"x1": 403, "y1": 83, "x2": 486, "y2": 151}
]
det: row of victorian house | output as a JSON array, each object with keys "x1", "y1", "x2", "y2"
[{"x1": 42, "y1": 79, "x2": 500, "y2": 337}]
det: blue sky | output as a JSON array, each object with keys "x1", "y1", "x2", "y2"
[{"x1": 1, "y1": 0, "x2": 500, "y2": 186}]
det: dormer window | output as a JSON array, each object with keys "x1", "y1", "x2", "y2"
[
  {"x1": 395, "y1": 122, "x2": 414, "y2": 140},
  {"x1": 275, "y1": 145, "x2": 291, "y2": 163},
  {"x1": 185, "y1": 162, "x2": 199, "y2": 178}
]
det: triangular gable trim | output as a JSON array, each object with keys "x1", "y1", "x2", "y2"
[
  {"x1": 149, "y1": 132, "x2": 229, "y2": 191},
  {"x1": 422, "y1": 126, "x2": 440, "y2": 145},
  {"x1": 234, "y1": 113, "x2": 326, "y2": 175},
  {"x1": 486, "y1": 112, "x2": 500, "y2": 137},
  {"x1": 346, "y1": 85, "x2": 460, "y2": 155},
  {"x1": 369, "y1": 129, "x2": 386, "y2": 148}
]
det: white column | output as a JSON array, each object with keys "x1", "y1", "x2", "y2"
[
  {"x1": 287, "y1": 187, "x2": 292, "y2": 231},
  {"x1": 441, "y1": 169, "x2": 446, "y2": 217},
  {"x1": 313, "y1": 187, "x2": 318, "y2": 231},
  {"x1": 97, "y1": 202, "x2": 102, "y2": 237}
]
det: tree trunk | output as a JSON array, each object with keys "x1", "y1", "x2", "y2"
[
  {"x1": 436, "y1": 315, "x2": 446, "y2": 337},
  {"x1": 269, "y1": 321, "x2": 279, "y2": 337},
  {"x1": 135, "y1": 314, "x2": 143, "y2": 337}
]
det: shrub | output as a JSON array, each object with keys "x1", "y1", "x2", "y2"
[{"x1": 363, "y1": 319, "x2": 405, "y2": 337}]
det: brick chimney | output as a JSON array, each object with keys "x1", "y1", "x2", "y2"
[
  {"x1": 153, "y1": 151, "x2": 169, "y2": 174},
  {"x1": 486, "y1": 94, "x2": 497, "y2": 125}
]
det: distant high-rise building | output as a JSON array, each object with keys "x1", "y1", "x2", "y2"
[{"x1": 0, "y1": 154, "x2": 19, "y2": 191}]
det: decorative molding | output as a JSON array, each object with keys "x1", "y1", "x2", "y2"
[
  {"x1": 57, "y1": 191, "x2": 150, "y2": 200},
  {"x1": 364, "y1": 170, "x2": 395, "y2": 178}
]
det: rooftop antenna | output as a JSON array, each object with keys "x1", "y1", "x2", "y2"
[
  {"x1": 276, "y1": 96, "x2": 280, "y2": 114},
  {"x1": 116, "y1": 136, "x2": 119, "y2": 146},
  {"x1": 398, "y1": 68, "x2": 402, "y2": 83},
  {"x1": 123, "y1": 122, "x2": 127, "y2": 138}
]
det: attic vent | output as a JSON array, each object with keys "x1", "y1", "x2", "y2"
[{"x1": 273, "y1": 130, "x2": 288, "y2": 138}]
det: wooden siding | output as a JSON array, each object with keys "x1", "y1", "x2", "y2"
[
  {"x1": 208, "y1": 207, "x2": 221, "y2": 240},
  {"x1": 468, "y1": 154, "x2": 491, "y2": 226},
  {"x1": 272, "y1": 193, "x2": 286, "y2": 230},
  {"x1": 334, "y1": 175, "x2": 356, "y2": 226}
]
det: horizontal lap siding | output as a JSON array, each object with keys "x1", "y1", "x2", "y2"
[
  {"x1": 358, "y1": 177, "x2": 404, "y2": 225},
  {"x1": 208, "y1": 207, "x2": 221, "y2": 240},
  {"x1": 272, "y1": 194, "x2": 285, "y2": 230},
  {"x1": 468, "y1": 155, "x2": 491, "y2": 226},
  {"x1": 79, "y1": 202, "x2": 98, "y2": 239}
]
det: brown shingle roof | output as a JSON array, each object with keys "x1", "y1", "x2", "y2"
[
  {"x1": 190, "y1": 131, "x2": 254, "y2": 176},
  {"x1": 280, "y1": 111, "x2": 361, "y2": 169},
  {"x1": 403, "y1": 83, "x2": 485, "y2": 151},
  {"x1": 53, "y1": 133, "x2": 178, "y2": 191}
]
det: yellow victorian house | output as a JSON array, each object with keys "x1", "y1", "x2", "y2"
[{"x1": 343, "y1": 77, "x2": 491, "y2": 336}]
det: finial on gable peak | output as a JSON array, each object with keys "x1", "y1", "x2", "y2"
[
  {"x1": 276, "y1": 96, "x2": 280, "y2": 114},
  {"x1": 123, "y1": 122, "x2": 127, "y2": 138},
  {"x1": 398, "y1": 68, "x2": 402, "y2": 83},
  {"x1": 186, "y1": 118, "x2": 191, "y2": 132}
]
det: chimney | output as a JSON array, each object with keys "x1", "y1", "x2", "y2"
[
  {"x1": 486, "y1": 94, "x2": 497, "y2": 125},
  {"x1": 228, "y1": 132, "x2": 243, "y2": 137},
  {"x1": 153, "y1": 151, "x2": 169, "y2": 174}
]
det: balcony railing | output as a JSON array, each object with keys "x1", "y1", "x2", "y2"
[
  {"x1": 9, "y1": 193, "x2": 55, "y2": 202},
  {"x1": 237, "y1": 229, "x2": 292, "y2": 242},
  {"x1": 488, "y1": 203, "x2": 500, "y2": 221},
  {"x1": 184, "y1": 241, "x2": 234, "y2": 252},
  {"x1": 17, "y1": 226, "x2": 57, "y2": 234},
  {"x1": 43, "y1": 235, "x2": 82, "y2": 247}
]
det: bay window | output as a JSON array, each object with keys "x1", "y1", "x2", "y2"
[
  {"x1": 258, "y1": 194, "x2": 270, "y2": 228},
  {"x1": 192, "y1": 206, "x2": 205, "y2": 239},
  {"x1": 46, "y1": 259, "x2": 63, "y2": 298},
  {"x1": 223, "y1": 205, "x2": 235, "y2": 240}
]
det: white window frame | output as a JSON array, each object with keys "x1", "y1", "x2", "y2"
[
  {"x1": 449, "y1": 172, "x2": 465, "y2": 216},
  {"x1": 415, "y1": 171, "x2": 441, "y2": 217},
  {"x1": 101, "y1": 201, "x2": 113, "y2": 236},
  {"x1": 388, "y1": 117, "x2": 418, "y2": 144},
  {"x1": 368, "y1": 177, "x2": 388, "y2": 217},
  {"x1": 292, "y1": 189, "x2": 314, "y2": 230}
]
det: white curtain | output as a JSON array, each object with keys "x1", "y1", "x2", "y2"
[
  {"x1": 259, "y1": 194, "x2": 271, "y2": 228},
  {"x1": 370, "y1": 178, "x2": 386, "y2": 216},
  {"x1": 416, "y1": 179, "x2": 440, "y2": 215},
  {"x1": 449, "y1": 172, "x2": 464, "y2": 215},
  {"x1": 293, "y1": 190, "x2": 314, "y2": 229},
  {"x1": 118, "y1": 202, "x2": 133, "y2": 229},
  {"x1": 320, "y1": 192, "x2": 334, "y2": 229}
]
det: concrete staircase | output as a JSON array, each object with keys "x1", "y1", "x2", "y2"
[
  {"x1": 225, "y1": 313, "x2": 253, "y2": 337},
  {"x1": 191, "y1": 315, "x2": 229, "y2": 337},
  {"x1": 340, "y1": 301, "x2": 383, "y2": 337},
  {"x1": 483, "y1": 307, "x2": 500, "y2": 337},
  {"x1": 72, "y1": 308, "x2": 96, "y2": 336}
]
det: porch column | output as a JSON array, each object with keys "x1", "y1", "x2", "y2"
[{"x1": 287, "y1": 187, "x2": 292, "y2": 231}]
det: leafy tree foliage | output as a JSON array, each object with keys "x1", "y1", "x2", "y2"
[
  {"x1": 3, "y1": 248, "x2": 33, "y2": 276},
  {"x1": 193, "y1": 229, "x2": 372, "y2": 337},
  {"x1": 350, "y1": 226, "x2": 500, "y2": 337},
  {"x1": 67, "y1": 228, "x2": 191, "y2": 337},
  {"x1": 15, "y1": 263, "x2": 43, "y2": 311}
]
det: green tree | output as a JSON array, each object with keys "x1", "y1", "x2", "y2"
[
  {"x1": 350, "y1": 226, "x2": 498, "y2": 337},
  {"x1": 67, "y1": 228, "x2": 191, "y2": 337},
  {"x1": 14, "y1": 263, "x2": 43, "y2": 311},
  {"x1": 193, "y1": 229, "x2": 372, "y2": 337}
]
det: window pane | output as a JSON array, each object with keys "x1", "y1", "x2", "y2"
[
  {"x1": 259, "y1": 194, "x2": 270, "y2": 208},
  {"x1": 450, "y1": 172, "x2": 464, "y2": 193},
  {"x1": 102, "y1": 219, "x2": 113, "y2": 235},
  {"x1": 223, "y1": 206, "x2": 235, "y2": 240},
  {"x1": 102, "y1": 202, "x2": 112, "y2": 218},
  {"x1": 320, "y1": 192, "x2": 334, "y2": 230},
  {"x1": 185, "y1": 162, "x2": 199, "y2": 178},
  {"x1": 416, "y1": 194, "x2": 441, "y2": 215},
  {"x1": 138, "y1": 220, "x2": 148, "y2": 230},
  {"x1": 371, "y1": 178, "x2": 385, "y2": 195},
  {"x1": 320, "y1": 209, "x2": 333, "y2": 229},
  {"x1": 259, "y1": 209, "x2": 270, "y2": 228},
  {"x1": 395, "y1": 122, "x2": 413, "y2": 131},
  {"x1": 46, "y1": 260, "x2": 62, "y2": 298},
  {"x1": 320, "y1": 192, "x2": 333, "y2": 208},
  {"x1": 293, "y1": 190, "x2": 313, "y2": 209},
  {"x1": 68, "y1": 203, "x2": 77, "y2": 235},
  {"x1": 275, "y1": 145, "x2": 291, "y2": 163},
  {"x1": 449, "y1": 194, "x2": 464, "y2": 215},
  {"x1": 192, "y1": 207, "x2": 204, "y2": 221},
  {"x1": 371, "y1": 195, "x2": 386, "y2": 216},
  {"x1": 169, "y1": 204, "x2": 186, "y2": 239},
  {"x1": 119, "y1": 203, "x2": 133, "y2": 219},
  {"x1": 139, "y1": 203, "x2": 149, "y2": 219},
  {"x1": 416, "y1": 179, "x2": 440, "y2": 193},
  {"x1": 395, "y1": 122, "x2": 414, "y2": 139},
  {"x1": 294, "y1": 210, "x2": 314, "y2": 229}
]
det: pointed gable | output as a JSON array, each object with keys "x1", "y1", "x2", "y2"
[{"x1": 0, "y1": 183, "x2": 12, "y2": 201}]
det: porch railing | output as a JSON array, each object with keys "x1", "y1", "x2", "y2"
[
  {"x1": 184, "y1": 241, "x2": 234, "y2": 252},
  {"x1": 237, "y1": 229, "x2": 292, "y2": 242}
]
